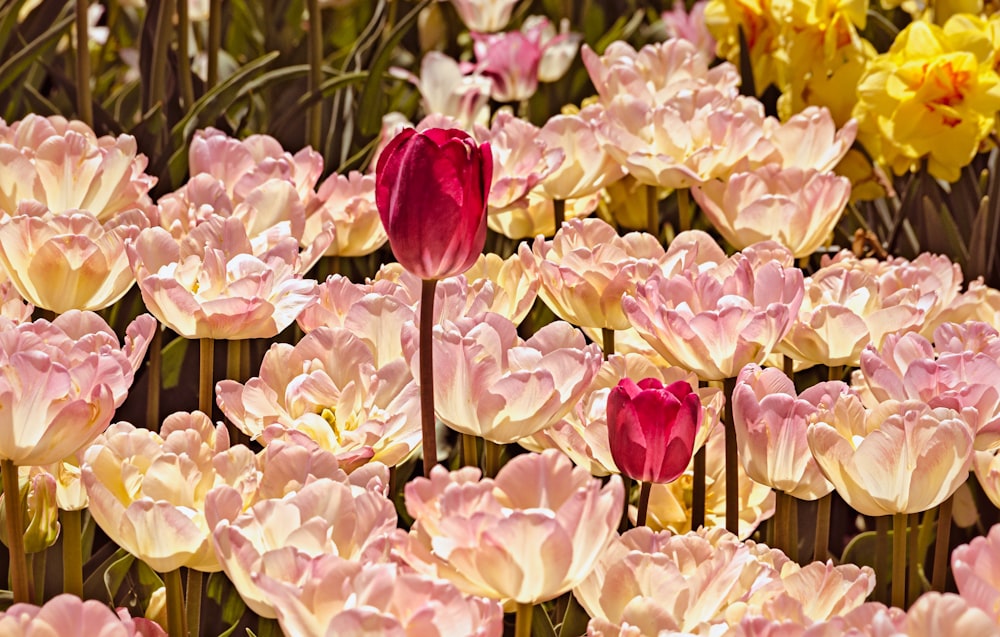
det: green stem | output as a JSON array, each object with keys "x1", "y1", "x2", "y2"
[
  {"x1": 892, "y1": 513, "x2": 907, "y2": 609},
  {"x1": 419, "y1": 279, "x2": 439, "y2": 478},
  {"x1": 207, "y1": 0, "x2": 222, "y2": 89},
  {"x1": 636, "y1": 481, "x2": 652, "y2": 527},
  {"x1": 828, "y1": 365, "x2": 844, "y2": 382},
  {"x1": 552, "y1": 198, "x2": 565, "y2": 235},
  {"x1": 517, "y1": 98, "x2": 530, "y2": 120},
  {"x1": 225, "y1": 340, "x2": 247, "y2": 445},
  {"x1": 515, "y1": 602, "x2": 532, "y2": 637},
  {"x1": 601, "y1": 327, "x2": 615, "y2": 360},
  {"x1": 931, "y1": 494, "x2": 954, "y2": 592},
  {"x1": 483, "y1": 440, "x2": 503, "y2": 478},
  {"x1": 199, "y1": 338, "x2": 215, "y2": 415},
  {"x1": 147, "y1": 0, "x2": 176, "y2": 111},
  {"x1": 61, "y1": 508, "x2": 83, "y2": 596},
  {"x1": 461, "y1": 433, "x2": 478, "y2": 469},
  {"x1": 146, "y1": 325, "x2": 162, "y2": 431},
  {"x1": 691, "y1": 443, "x2": 706, "y2": 531},
  {"x1": 783, "y1": 353, "x2": 795, "y2": 378},
  {"x1": 618, "y1": 475, "x2": 633, "y2": 533},
  {"x1": 677, "y1": 188, "x2": 691, "y2": 233},
  {"x1": 176, "y1": 0, "x2": 195, "y2": 109},
  {"x1": 646, "y1": 185, "x2": 659, "y2": 239},
  {"x1": 775, "y1": 491, "x2": 789, "y2": 556},
  {"x1": 786, "y1": 495, "x2": 798, "y2": 563},
  {"x1": 164, "y1": 568, "x2": 186, "y2": 637},
  {"x1": 75, "y1": 0, "x2": 93, "y2": 126},
  {"x1": 186, "y1": 568, "x2": 203, "y2": 637},
  {"x1": 907, "y1": 512, "x2": 920, "y2": 606},
  {"x1": 723, "y1": 376, "x2": 738, "y2": 535},
  {"x1": 30, "y1": 549, "x2": 44, "y2": 604},
  {"x1": 306, "y1": 0, "x2": 324, "y2": 150},
  {"x1": 2, "y1": 459, "x2": 29, "y2": 603},
  {"x1": 814, "y1": 493, "x2": 831, "y2": 562},
  {"x1": 876, "y1": 516, "x2": 890, "y2": 604}
]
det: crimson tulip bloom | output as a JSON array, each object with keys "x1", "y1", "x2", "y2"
[
  {"x1": 375, "y1": 127, "x2": 493, "y2": 281},
  {"x1": 607, "y1": 378, "x2": 701, "y2": 484}
]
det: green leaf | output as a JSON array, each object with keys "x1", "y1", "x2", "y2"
[
  {"x1": 207, "y1": 571, "x2": 248, "y2": 628},
  {"x1": 83, "y1": 546, "x2": 132, "y2": 603},
  {"x1": 161, "y1": 336, "x2": 190, "y2": 390},
  {"x1": 593, "y1": 10, "x2": 644, "y2": 55},
  {"x1": 0, "y1": 12, "x2": 74, "y2": 96},
  {"x1": 558, "y1": 594, "x2": 591, "y2": 637},
  {"x1": 104, "y1": 551, "x2": 137, "y2": 602},
  {"x1": 532, "y1": 604, "x2": 557, "y2": 637}
]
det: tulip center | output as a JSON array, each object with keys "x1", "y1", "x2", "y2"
[{"x1": 320, "y1": 407, "x2": 349, "y2": 445}]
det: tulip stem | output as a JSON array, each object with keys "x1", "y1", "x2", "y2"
[
  {"x1": 226, "y1": 340, "x2": 248, "y2": 445},
  {"x1": 146, "y1": 324, "x2": 162, "y2": 431},
  {"x1": 207, "y1": 0, "x2": 222, "y2": 89},
  {"x1": 2, "y1": 459, "x2": 29, "y2": 603},
  {"x1": 636, "y1": 481, "x2": 652, "y2": 527},
  {"x1": 875, "y1": 516, "x2": 890, "y2": 603},
  {"x1": 484, "y1": 440, "x2": 503, "y2": 478},
  {"x1": 419, "y1": 279, "x2": 439, "y2": 478},
  {"x1": 931, "y1": 494, "x2": 954, "y2": 592},
  {"x1": 306, "y1": 0, "x2": 324, "y2": 150},
  {"x1": 164, "y1": 568, "x2": 186, "y2": 637},
  {"x1": 61, "y1": 508, "x2": 83, "y2": 597},
  {"x1": 515, "y1": 602, "x2": 532, "y2": 637},
  {"x1": 646, "y1": 185, "x2": 659, "y2": 240},
  {"x1": 677, "y1": 188, "x2": 691, "y2": 233},
  {"x1": 813, "y1": 493, "x2": 831, "y2": 562},
  {"x1": 691, "y1": 445, "x2": 706, "y2": 531},
  {"x1": 176, "y1": 0, "x2": 196, "y2": 109},
  {"x1": 186, "y1": 568, "x2": 203, "y2": 637},
  {"x1": 618, "y1": 475, "x2": 633, "y2": 533},
  {"x1": 723, "y1": 376, "x2": 738, "y2": 535},
  {"x1": 892, "y1": 513, "x2": 907, "y2": 609},
  {"x1": 199, "y1": 338, "x2": 215, "y2": 416},
  {"x1": 601, "y1": 328, "x2": 615, "y2": 359},
  {"x1": 552, "y1": 199, "x2": 566, "y2": 234},
  {"x1": 75, "y1": 0, "x2": 93, "y2": 127},
  {"x1": 907, "y1": 512, "x2": 920, "y2": 606},
  {"x1": 461, "y1": 433, "x2": 478, "y2": 469}
]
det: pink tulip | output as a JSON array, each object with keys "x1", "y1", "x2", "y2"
[
  {"x1": 447, "y1": 0, "x2": 519, "y2": 32},
  {"x1": 475, "y1": 111, "x2": 563, "y2": 213},
  {"x1": 952, "y1": 522, "x2": 1000, "y2": 623},
  {"x1": 539, "y1": 105, "x2": 626, "y2": 201},
  {"x1": 399, "y1": 449, "x2": 623, "y2": 606},
  {"x1": 394, "y1": 51, "x2": 492, "y2": 128},
  {"x1": 731, "y1": 364, "x2": 839, "y2": 499},
  {"x1": 662, "y1": 2, "x2": 716, "y2": 60},
  {"x1": 607, "y1": 378, "x2": 700, "y2": 483},
  {"x1": 0, "y1": 594, "x2": 166, "y2": 637},
  {"x1": 471, "y1": 29, "x2": 546, "y2": 102},
  {"x1": 304, "y1": 171, "x2": 386, "y2": 257},
  {"x1": 375, "y1": 128, "x2": 492, "y2": 280}
]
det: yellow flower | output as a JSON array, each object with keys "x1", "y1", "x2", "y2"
[
  {"x1": 853, "y1": 18, "x2": 1000, "y2": 182},
  {"x1": 705, "y1": 0, "x2": 786, "y2": 90}
]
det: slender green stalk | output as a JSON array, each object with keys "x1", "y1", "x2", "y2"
[
  {"x1": 207, "y1": 0, "x2": 223, "y2": 88},
  {"x1": 306, "y1": 0, "x2": 324, "y2": 150},
  {"x1": 461, "y1": 433, "x2": 478, "y2": 468},
  {"x1": 636, "y1": 481, "x2": 652, "y2": 527},
  {"x1": 723, "y1": 376, "x2": 738, "y2": 534},
  {"x1": 828, "y1": 365, "x2": 844, "y2": 383},
  {"x1": 515, "y1": 603, "x2": 533, "y2": 637},
  {"x1": 813, "y1": 493, "x2": 831, "y2": 562},
  {"x1": 164, "y1": 568, "x2": 186, "y2": 637},
  {"x1": 419, "y1": 279, "x2": 439, "y2": 478},
  {"x1": 552, "y1": 198, "x2": 566, "y2": 234},
  {"x1": 483, "y1": 440, "x2": 503, "y2": 478},
  {"x1": 892, "y1": 513, "x2": 907, "y2": 609},
  {"x1": 148, "y1": 0, "x2": 176, "y2": 111},
  {"x1": 30, "y1": 549, "x2": 45, "y2": 604},
  {"x1": 146, "y1": 325, "x2": 162, "y2": 431},
  {"x1": 931, "y1": 494, "x2": 954, "y2": 591},
  {"x1": 517, "y1": 98, "x2": 530, "y2": 120},
  {"x1": 786, "y1": 495, "x2": 798, "y2": 563},
  {"x1": 601, "y1": 327, "x2": 615, "y2": 360},
  {"x1": 618, "y1": 475, "x2": 633, "y2": 532},
  {"x1": 677, "y1": 188, "x2": 692, "y2": 232},
  {"x1": 75, "y1": 0, "x2": 93, "y2": 126},
  {"x1": 907, "y1": 512, "x2": 920, "y2": 606},
  {"x1": 2, "y1": 459, "x2": 29, "y2": 603},
  {"x1": 691, "y1": 442, "x2": 706, "y2": 530},
  {"x1": 239, "y1": 339, "x2": 251, "y2": 381},
  {"x1": 186, "y1": 568, "x2": 203, "y2": 637},
  {"x1": 176, "y1": 0, "x2": 196, "y2": 109},
  {"x1": 876, "y1": 516, "x2": 890, "y2": 604},
  {"x1": 774, "y1": 491, "x2": 790, "y2": 556},
  {"x1": 61, "y1": 508, "x2": 83, "y2": 596},
  {"x1": 646, "y1": 185, "x2": 659, "y2": 239},
  {"x1": 199, "y1": 338, "x2": 215, "y2": 415}
]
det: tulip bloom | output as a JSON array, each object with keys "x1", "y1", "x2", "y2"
[
  {"x1": 607, "y1": 378, "x2": 700, "y2": 484},
  {"x1": 375, "y1": 128, "x2": 492, "y2": 281},
  {"x1": 0, "y1": 594, "x2": 166, "y2": 637}
]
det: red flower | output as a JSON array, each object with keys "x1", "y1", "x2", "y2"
[
  {"x1": 375, "y1": 128, "x2": 493, "y2": 280},
  {"x1": 607, "y1": 378, "x2": 700, "y2": 483}
]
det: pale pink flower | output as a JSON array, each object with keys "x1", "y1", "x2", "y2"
[
  {"x1": 530, "y1": 16, "x2": 582, "y2": 82},
  {"x1": 402, "y1": 313, "x2": 602, "y2": 443},
  {"x1": 973, "y1": 447, "x2": 1000, "y2": 511},
  {"x1": 304, "y1": 171, "x2": 386, "y2": 257},
  {"x1": 5, "y1": 467, "x2": 59, "y2": 553},
  {"x1": 0, "y1": 271, "x2": 32, "y2": 323},
  {"x1": 533, "y1": 217, "x2": 667, "y2": 330},
  {"x1": 127, "y1": 215, "x2": 319, "y2": 339},
  {"x1": 257, "y1": 556, "x2": 504, "y2": 637},
  {"x1": 393, "y1": 52, "x2": 492, "y2": 128},
  {"x1": 539, "y1": 105, "x2": 626, "y2": 201},
  {"x1": 0, "y1": 594, "x2": 166, "y2": 637},
  {"x1": 662, "y1": 1, "x2": 716, "y2": 60},
  {"x1": 460, "y1": 251, "x2": 540, "y2": 325},
  {"x1": 156, "y1": 173, "x2": 233, "y2": 239},
  {"x1": 82, "y1": 412, "x2": 259, "y2": 573},
  {"x1": 761, "y1": 107, "x2": 857, "y2": 173},
  {"x1": 399, "y1": 450, "x2": 623, "y2": 607},
  {"x1": 0, "y1": 205, "x2": 147, "y2": 312},
  {"x1": 732, "y1": 364, "x2": 839, "y2": 500},
  {"x1": 691, "y1": 166, "x2": 851, "y2": 257},
  {"x1": 488, "y1": 188, "x2": 599, "y2": 239},
  {"x1": 641, "y1": 421, "x2": 776, "y2": 539},
  {"x1": 0, "y1": 114, "x2": 156, "y2": 221},
  {"x1": 475, "y1": 111, "x2": 564, "y2": 213},
  {"x1": 952, "y1": 522, "x2": 1000, "y2": 623},
  {"x1": 807, "y1": 394, "x2": 974, "y2": 516},
  {"x1": 896, "y1": 593, "x2": 1000, "y2": 637},
  {"x1": 0, "y1": 311, "x2": 154, "y2": 466},
  {"x1": 937, "y1": 279, "x2": 1000, "y2": 330},
  {"x1": 622, "y1": 244, "x2": 804, "y2": 380},
  {"x1": 207, "y1": 475, "x2": 397, "y2": 618},
  {"x1": 448, "y1": 0, "x2": 519, "y2": 32},
  {"x1": 472, "y1": 29, "x2": 547, "y2": 102},
  {"x1": 777, "y1": 262, "x2": 925, "y2": 369},
  {"x1": 522, "y1": 353, "x2": 722, "y2": 476},
  {"x1": 216, "y1": 326, "x2": 420, "y2": 468}
]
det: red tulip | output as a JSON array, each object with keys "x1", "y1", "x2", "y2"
[
  {"x1": 375, "y1": 127, "x2": 493, "y2": 280},
  {"x1": 607, "y1": 378, "x2": 700, "y2": 483}
]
